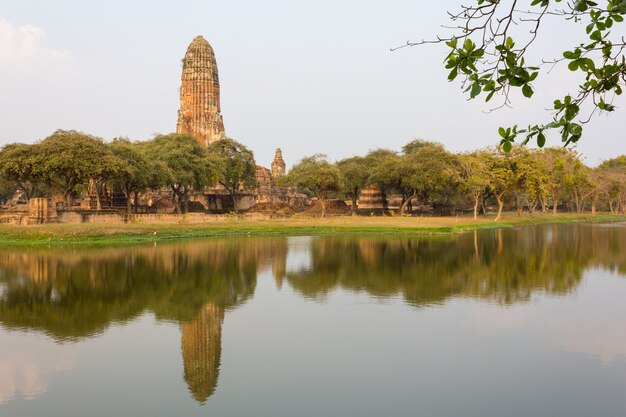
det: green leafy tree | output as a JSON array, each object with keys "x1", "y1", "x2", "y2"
[
  {"x1": 484, "y1": 149, "x2": 517, "y2": 221},
  {"x1": 280, "y1": 154, "x2": 341, "y2": 217},
  {"x1": 144, "y1": 133, "x2": 218, "y2": 214},
  {"x1": 336, "y1": 156, "x2": 370, "y2": 214},
  {"x1": 35, "y1": 130, "x2": 111, "y2": 207},
  {"x1": 369, "y1": 152, "x2": 414, "y2": 213},
  {"x1": 0, "y1": 143, "x2": 44, "y2": 201},
  {"x1": 90, "y1": 146, "x2": 124, "y2": 211},
  {"x1": 398, "y1": 140, "x2": 459, "y2": 215},
  {"x1": 109, "y1": 138, "x2": 152, "y2": 214},
  {"x1": 401, "y1": 1, "x2": 626, "y2": 148},
  {"x1": 597, "y1": 155, "x2": 626, "y2": 213},
  {"x1": 458, "y1": 151, "x2": 490, "y2": 219},
  {"x1": 507, "y1": 147, "x2": 547, "y2": 215},
  {"x1": 537, "y1": 148, "x2": 583, "y2": 213},
  {"x1": 207, "y1": 138, "x2": 257, "y2": 214}
]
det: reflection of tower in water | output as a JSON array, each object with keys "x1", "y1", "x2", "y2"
[{"x1": 180, "y1": 304, "x2": 224, "y2": 403}]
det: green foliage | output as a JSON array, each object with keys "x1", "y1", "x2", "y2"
[
  {"x1": 370, "y1": 141, "x2": 458, "y2": 214},
  {"x1": 35, "y1": 130, "x2": 113, "y2": 206},
  {"x1": 281, "y1": 154, "x2": 341, "y2": 217},
  {"x1": 458, "y1": 151, "x2": 491, "y2": 218},
  {"x1": 0, "y1": 143, "x2": 45, "y2": 200},
  {"x1": 109, "y1": 138, "x2": 152, "y2": 213},
  {"x1": 401, "y1": 141, "x2": 459, "y2": 211},
  {"x1": 144, "y1": 133, "x2": 218, "y2": 213},
  {"x1": 208, "y1": 138, "x2": 257, "y2": 213},
  {"x1": 336, "y1": 156, "x2": 370, "y2": 212},
  {"x1": 420, "y1": 0, "x2": 626, "y2": 148}
]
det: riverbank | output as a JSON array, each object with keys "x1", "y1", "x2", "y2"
[{"x1": 0, "y1": 213, "x2": 622, "y2": 247}]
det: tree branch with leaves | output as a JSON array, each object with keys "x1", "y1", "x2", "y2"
[{"x1": 397, "y1": 0, "x2": 626, "y2": 149}]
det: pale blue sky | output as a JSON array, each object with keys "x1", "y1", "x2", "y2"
[{"x1": 1, "y1": 0, "x2": 623, "y2": 167}]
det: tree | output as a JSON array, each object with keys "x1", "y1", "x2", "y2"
[
  {"x1": 458, "y1": 151, "x2": 490, "y2": 220},
  {"x1": 398, "y1": 140, "x2": 459, "y2": 215},
  {"x1": 0, "y1": 143, "x2": 43, "y2": 201},
  {"x1": 336, "y1": 156, "x2": 370, "y2": 214},
  {"x1": 597, "y1": 155, "x2": 626, "y2": 213},
  {"x1": 90, "y1": 145, "x2": 124, "y2": 211},
  {"x1": 400, "y1": 1, "x2": 626, "y2": 149},
  {"x1": 35, "y1": 130, "x2": 111, "y2": 207},
  {"x1": 537, "y1": 148, "x2": 582, "y2": 213},
  {"x1": 280, "y1": 154, "x2": 341, "y2": 218},
  {"x1": 207, "y1": 138, "x2": 257, "y2": 214},
  {"x1": 485, "y1": 149, "x2": 516, "y2": 221},
  {"x1": 144, "y1": 133, "x2": 218, "y2": 214},
  {"x1": 369, "y1": 152, "x2": 413, "y2": 214},
  {"x1": 109, "y1": 138, "x2": 152, "y2": 214}
]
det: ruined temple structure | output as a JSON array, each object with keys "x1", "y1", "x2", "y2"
[
  {"x1": 174, "y1": 36, "x2": 306, "y2": 212},
  {"x1": 357, "y1": 186, "x2": 388, "y2": 212},
  {"x1": 177, "y1": 36, "x2": 225, "y2": 147}
]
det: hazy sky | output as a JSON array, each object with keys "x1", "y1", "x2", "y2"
[{"x1": 1, "y1": 0, "x2": 623, "y2": 168}]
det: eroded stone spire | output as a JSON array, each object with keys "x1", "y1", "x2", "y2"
[
  {"x1": 271, "y1": 148, "x2": 286, "y2": 178},
  {"x1": 176, "y1": 36, "x2": 225, "y2": 147}
]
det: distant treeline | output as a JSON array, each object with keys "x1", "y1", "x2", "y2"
[
  {"x1": 281, "y1": 140, "x2": 626, "y2": 219},
  {"x1": 1, "y1": 130, "x2": 625, "y2": 219}
]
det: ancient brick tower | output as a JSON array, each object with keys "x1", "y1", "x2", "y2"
[{"x1": 176, "y1": 36, "x2": 225, "y2": 147}]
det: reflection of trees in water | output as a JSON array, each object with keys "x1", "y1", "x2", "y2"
[
  {"x1": 0, "y1": 224, "x2": 624, "y2": 401},
  {"x1": 286, "y1": 224, "x2": 626, "y2": 306},
  {"x1": 0, "y1": 238, "x2": 287, "y2": 403}
]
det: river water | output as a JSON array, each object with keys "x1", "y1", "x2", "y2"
[{"x1": 1, "y1": 223, "x2": 625, "y2": 417}]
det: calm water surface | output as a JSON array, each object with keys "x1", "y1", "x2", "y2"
[{"x1": 1, "y1": 223, "x2": 625, "y2": 417}]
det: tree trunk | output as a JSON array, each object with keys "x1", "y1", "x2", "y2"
[
  {"x1": 552, "y1": 192, "x2": 558, "y2": 214},
  {"x1": 184, "y1": 191, "x2": 190, "y2": 214},
  {"x1": 591, "y1": 197, "x2": 597, "y2": 215},
  {"x1": 472, "y1": 195, "x2": 479, "y2": 220},
  {"x1": 134, "y1": 192, "x2": 140, "y2": 214},
  {"x1": 351, "y1": 192, "x2": 358, "y2": 216},
  {"x1": 65, "y1": 190, "x2": 72, "y2": 208},
  {"x1": 319, "y1": 198, "x2": 326, "y2": 218},
  {"x1": 126, "y1": 192, "x2": 132, "y2": 215},
  {"x1": 400, "y1": 189, "x2": 417, "y2": 216},
  {"x1": 231, "y1": 191, "x2": 238, "y2": 214},
  {"x1": 95, "y1": 183, "x2": 102, "y2": 211},
  {"x1": 172, "y1": 187, "x2": 182, "y2": 214},
  {"x1": 494, "y1": 192, "x2": 504, "y2": 222}
]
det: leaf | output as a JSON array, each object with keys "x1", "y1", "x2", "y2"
[
  {"x1": 537, "y1": 132, "x2": 546, "y2": 147},
  {"x1": 502, "y1": 141, "x2": 513, "y2": 152},
  {"x1": 447, "y1": 67, "x2": 458, "y2": 81},
  {"x1": 589, "y1": 30, "x2": 602, "y2": 42},
  {"x1": 470, "y1": 82, "x2": 481, "y2": 99},
  {"x1": 445, "y1": 38, "x2": 458, "y2": 48},
  {"x1": 522, "y1": 84, "x2": 534, "y2": 98}
]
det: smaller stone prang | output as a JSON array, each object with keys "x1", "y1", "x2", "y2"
[{"x1": 271, "y1": 148, "x2": 286, "y2": 179}]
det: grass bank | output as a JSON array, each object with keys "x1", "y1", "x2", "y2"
[{"x1": 0, "y1": 213, "x2": 623, "y2": 247}]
